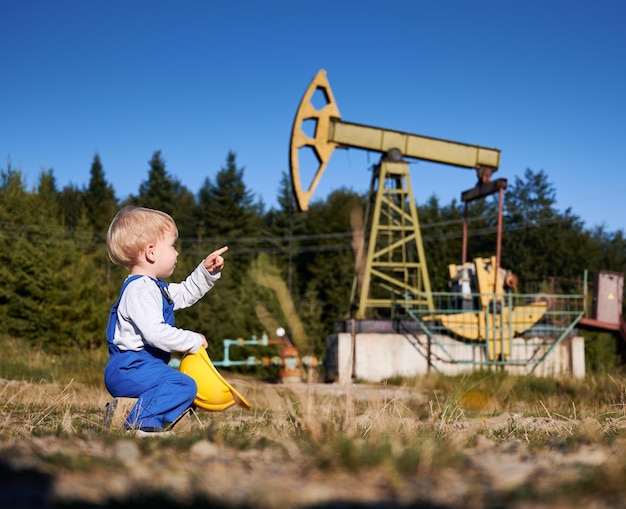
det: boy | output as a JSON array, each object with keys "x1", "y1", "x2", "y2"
[{"x1": 104, "y1": 206, "x2": 227, "y2": 433}]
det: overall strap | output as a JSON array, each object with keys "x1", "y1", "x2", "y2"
[
  {"x1": 151, "y1": 278, "x2": 175, "y2": 326},
  {"x1": 106, "y1": 275, "x2": 143, "y2": 353},
  {"x1": 106, "y1": 276, "x2": 175, "y2": 357}
]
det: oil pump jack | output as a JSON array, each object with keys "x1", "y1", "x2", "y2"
[{"x1": 289, "y1": 70, "x2": 585, "y2": 374}]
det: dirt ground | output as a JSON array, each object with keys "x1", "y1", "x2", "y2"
[{"x1": 1, "y1": 379, "x2": 625, "y2": 509}]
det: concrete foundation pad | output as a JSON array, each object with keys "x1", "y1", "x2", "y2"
[{"x1": 325, "y1": 325, "x2": 585, "y2": 383}]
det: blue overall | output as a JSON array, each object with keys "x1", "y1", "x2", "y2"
[{"x1": 104, "y1": 276, "x2": 197, "y2": 431}]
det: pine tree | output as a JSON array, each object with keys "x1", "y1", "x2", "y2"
[
  {"x1": 265, "y1": 170, "x2": 307, "y2": 295},
  {"x1": 502, "y1": 168, "x2": 588, "y2": 290},
  {"x1": 59, "y1": 183, "x2": 86, "y2": 231},
  {"x1": 131, "y1": 150, "x2": 198, "y2": 238},
  {"x1": 134, "y1": 150, "x2": 178, "y2": 213},
  {"x1": 195, "y1": 151, "x2": 263, "y2": 283},
  {"x1": 84, "y1": 153, "x2": 118, "y2": 235},
  {"x1": 197, "y1": 151, "x2": 262, "y2": 239}
]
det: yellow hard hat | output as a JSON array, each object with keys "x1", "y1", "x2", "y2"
[{"x1": 179, "y1": 348, "x2": 251, "y2": 412}]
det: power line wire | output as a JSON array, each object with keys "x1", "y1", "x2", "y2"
[{"x1": 0, "y1": 213, "x2": 591, "y2": 255}]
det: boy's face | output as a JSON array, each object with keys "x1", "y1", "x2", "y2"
[{"x1": 152, "y1": 229, "x2": 179, "y2": 279}]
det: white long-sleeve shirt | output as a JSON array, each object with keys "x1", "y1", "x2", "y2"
[{"x1": 111, "y1": 262, "x2": 220, "y2": 354}]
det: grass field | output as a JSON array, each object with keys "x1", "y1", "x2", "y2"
[{"x1": 3, "y1": 334, "x2": 626, "y2": 508}]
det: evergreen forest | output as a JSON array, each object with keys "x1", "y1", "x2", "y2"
[{"x1": 1, "y1": 150, "x2": 624, "y2": 371}]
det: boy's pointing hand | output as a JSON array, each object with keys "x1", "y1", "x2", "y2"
[{"x1": 204, "y1": 246, "x2": 229, "y2": 274}]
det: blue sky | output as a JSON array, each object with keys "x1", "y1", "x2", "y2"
[{"x1": 2, "y1": 1, "x2": 625, "y2": 233}]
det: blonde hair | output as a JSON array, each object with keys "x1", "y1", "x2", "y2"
[{"x1": 107, "y1": 206, "x2": 178, "y2": 269}]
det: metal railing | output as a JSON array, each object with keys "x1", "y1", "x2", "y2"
[{"x1": 403, "y1": 290, "x2": 586, "y2": 368}]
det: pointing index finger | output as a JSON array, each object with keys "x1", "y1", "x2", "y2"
[{"x1": 214, "y1": 246, "x2": 229, "y2": 256}]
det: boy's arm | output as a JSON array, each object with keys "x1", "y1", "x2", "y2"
[
  {"x1": 168, "y1": 246, "x2": 229, "y2": 309},
  {"x1": 168, "y1": 263, "x2": 220, "y2": 310}
]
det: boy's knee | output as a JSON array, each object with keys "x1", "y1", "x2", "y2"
[{"x1": 181, "y1": 373, "x2": 198, "y2": 401}]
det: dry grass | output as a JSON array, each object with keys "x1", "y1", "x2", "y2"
[{"x1": 4, "y1": 336, "x2": 626, "y2": 507}]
